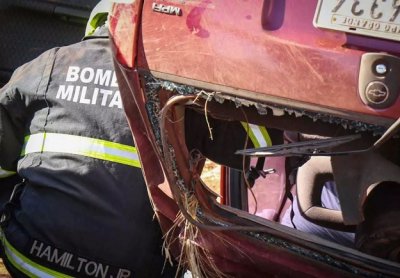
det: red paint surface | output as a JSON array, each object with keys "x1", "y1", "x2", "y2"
[{"x1": 135, "y1": 0, "x2": 400, "y2": 121}]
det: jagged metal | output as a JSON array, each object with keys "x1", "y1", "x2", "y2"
[
  {"x1": 141, "y1": 71, "x2": 387, "y2": 194},
  {"x1": 169, "y1": 145, "x2": 191, "y2": 193},
  {"x1": 250, "y1": 232, "x2": 382, "y2": 277},
  {"x1": 197, "y1": 208, "x2": 383, "y2": 277},
  {"x1": 142, "y1": 74, "x2": 387, "y2": 138},
  {"x1": 143, "y1": 74, "x2": 193, "y2": 193},
  {"x1": 143, "y1": 75, "x2": 164, "y2": 152}
]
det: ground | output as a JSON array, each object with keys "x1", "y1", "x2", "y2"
[{"x1": 201, "y1": 160, "x2": 221, "y2": 195}]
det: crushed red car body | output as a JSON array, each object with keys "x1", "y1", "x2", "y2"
[{"x1": 109, "y1": 0, "x2": 400, "y2": 277}]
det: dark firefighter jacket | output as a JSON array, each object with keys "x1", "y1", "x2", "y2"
[{"x1": 0, "y1": 28, "x2": 170, "y2": 278}]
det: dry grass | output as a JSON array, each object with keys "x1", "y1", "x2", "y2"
[{"x1": 164, "y1": 194, "x2": 228, "y2": 278}]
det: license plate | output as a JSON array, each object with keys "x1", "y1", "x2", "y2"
[{"x1": 314, "y1": 0, "x2": 400, "y2": 42}]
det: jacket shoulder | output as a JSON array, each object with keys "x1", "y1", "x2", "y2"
[{"x1": 1, "y1": 48, "x2": 59, "y2": 96}]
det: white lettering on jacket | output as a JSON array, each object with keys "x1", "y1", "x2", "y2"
[
  {"x1": 29, "y1": 240, "x2": 132, "y2": 277},
  {"x1": 66, "y1": 66, "x2": 118, "y2": 87},
  {"x1": 57, "y1": 66, "x2": 122, "y2": 109}
]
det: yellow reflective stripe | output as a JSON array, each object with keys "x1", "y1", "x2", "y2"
[
  {"x1": 85, "y1": 12, "x2": 108, "y2": 36},
  {"x1": 0, "y1": 167, "x2": 16, "y2": 178},
  {"x1": 241, "y1": 122, "x2": 272, "y2": 148},
  {"x1": 241, "y1": 122, "x2": 260, "y2": 148},
  {"x1": 21, "y1": 133, "x2": 141, "y2": 168},
  {"x1": 84, "y1": 1, "x2": 112, "y2": 36},
  {"x1": 2, "y1": 236, "x2": 73, "y2": 278},
  {"x1": 259, "y1": 126, "x2": 272, "y2": 147}
]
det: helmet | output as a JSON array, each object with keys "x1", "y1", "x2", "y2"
[{"x1": 85, "y1": 0, "x2": 112, "y2": 36}]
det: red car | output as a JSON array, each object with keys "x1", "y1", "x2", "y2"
[{"x1": 109, "y1": 0, "x2": 400, "y2": 276}]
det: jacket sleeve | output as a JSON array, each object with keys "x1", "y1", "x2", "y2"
[{"x1": 0, "y1": 50, "x2": 54, "y2": 171}]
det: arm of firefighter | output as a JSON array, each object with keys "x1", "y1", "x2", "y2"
[
  {"x1": 0, "y1": 50, "x2": 53, "y2": 172},
  {"x1": 0, "y1": 97, "x2": 19, "y2": 177},
  {"x1": 185, "y1": 109, "x2": 283, "y2": 169},
  {"x1": 0, "y1": 88, "x2": 28, "y2": 172}
]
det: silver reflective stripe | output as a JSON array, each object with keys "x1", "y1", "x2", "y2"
[
  {"x1": 0, "y1": 167, "x2": 15, "y2": 178},
  {"x1": 21, "y1": 133, "x2": 141, "y2": 168},
  {"x1": 2, "y1": 236, "x2": 72, "y2": 278}
]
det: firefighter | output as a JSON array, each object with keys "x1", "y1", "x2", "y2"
[{"x1": 0, "y1": 2, "x2": 176, "y2": 277}]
